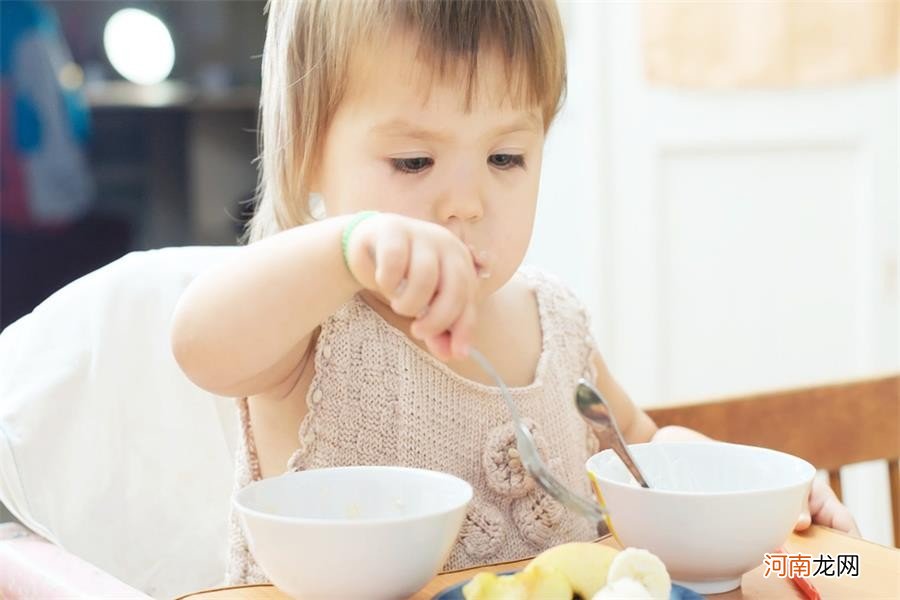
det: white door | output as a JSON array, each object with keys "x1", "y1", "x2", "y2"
[{"x1": 534, "y1": 2, "x2": 898, "y2": 546}]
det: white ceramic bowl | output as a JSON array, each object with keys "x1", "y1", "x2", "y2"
[
  {"x1": 233, "y1": 466, "x2": 473, "y2": 600},
  {"x1": 586, "y1": 441, "x2": 815, "y2": 594}
]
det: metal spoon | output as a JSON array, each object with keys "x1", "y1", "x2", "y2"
[
  {"x1": 575, "y1": 378, "x2": 652, "y2": 488},
  {"x1": 468, "y1": 348, "x2": 608, "y2": 526}
]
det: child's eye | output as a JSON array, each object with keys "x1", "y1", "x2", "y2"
[
  {"x1": 391, "y1": 157, "x2": 433, "y2": 174},
  {"x1": 488, "y1": 154, "x2": 526, "y2": 170}
]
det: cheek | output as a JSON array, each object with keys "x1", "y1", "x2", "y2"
[
  {"x1": 374, "y1": 185, "x2": 419, "y2": 213},
  {"x1": 488, "y1": 180, "x2": 538, "y2": 276},
  {"x1": 499, "y1": 217, "x2": 534, "y2": 266},
  {"x1": 492, "y1": 172, "x2": 539, "y2": 235},
  {"x1": 370, "y1": 174, "x2": 435, "y2": 220},
  {"x1": 321, "y1": 159, "x2": 396, "y2": 215}
]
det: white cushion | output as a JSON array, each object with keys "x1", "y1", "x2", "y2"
[{"x1": 0, "y1": 246, "x2": 239, "y2": 598}]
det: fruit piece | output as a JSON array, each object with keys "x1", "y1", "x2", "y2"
[
  {"x1": 462, "y1": 572, "x2": 496, "y2": 600},
  {"x1": 592, "y1": 577, "x2": 654, "y2": 599},
  {"x1": 463, "y1": 566, "x2": 573, "y2": 600},
  {"x1": 525, "y1": 542, "x2": 620, "y2": 598},
  {"x1": 462, "y1": 572, "x2": 528, "y2": 600},
  {"x1": 606, "y1": 548, "x2": 671, "y2": 600},
  {"x1": 518, "y1": 564, "x2": 573, "y2": 598}
]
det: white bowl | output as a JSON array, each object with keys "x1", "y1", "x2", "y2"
[
  {"x1": 233, "y1": 466, "x2": 473, "y2": 600},
  {"x1": 586, "y1": 441, "x2": 815, "y2": 594}
]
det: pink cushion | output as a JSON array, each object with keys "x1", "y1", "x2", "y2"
[{"x1": 0, "y1": 524, "x2": 151, "y2": 598}]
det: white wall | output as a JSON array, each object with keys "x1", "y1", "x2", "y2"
[
  {"x1": 531, "y1": 1, "x2": 898, "y2": 547},
  {"x1": 528, "y1": 0, "x2": 611, "y2": 349}
]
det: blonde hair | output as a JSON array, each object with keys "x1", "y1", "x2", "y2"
[{"x1": 247, "y1": 0, "x2": 566, "y2": 242}]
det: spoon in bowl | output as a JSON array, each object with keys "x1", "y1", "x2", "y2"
[{"x1": 575, "y1": 379, "x2": 652, "y2": 488}]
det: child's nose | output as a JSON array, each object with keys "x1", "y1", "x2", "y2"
[{"x1": 435, "y1": 172, "x2": 484, "y2": 224}]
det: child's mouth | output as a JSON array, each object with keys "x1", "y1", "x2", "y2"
[{"x1": 468, "y1": 245, "x2": 493, "y2": 279}]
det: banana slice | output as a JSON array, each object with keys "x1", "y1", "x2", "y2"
[
  {"x1": 592, "y1": 577, "x2": 654, "y2": 599},
  {"x1": 605, "y1": 548, "x2": 671, "y2": 600}
]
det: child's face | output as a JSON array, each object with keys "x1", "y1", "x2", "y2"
[{"x1": 315, "y1": 32, "x2": 545, "y2": 299}]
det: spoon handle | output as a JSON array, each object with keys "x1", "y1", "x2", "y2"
[
  {"x1": 577, "y1": 380, "x2": 652, "y2": 489},
  {"x1": 611, "y1": 445, "x2": 651, "y2": 489}
]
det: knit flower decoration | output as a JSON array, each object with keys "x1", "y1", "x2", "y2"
[
  {"x1": 482, "y1": 418, "x2": 550, "y2": 498},
  {"x1": 456, "y1": 497, "x2": 507, "y2": 559},
  {"x1": 511, "y1": 457, "x2": 566, "y2": 547}
]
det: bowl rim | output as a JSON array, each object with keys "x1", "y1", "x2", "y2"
[
  {"x1": 586, "y1": 441, "x2": 816, "y2": 497},
  {"x1": 233, "y1": 465, "x2": 474, "y2": 526}
]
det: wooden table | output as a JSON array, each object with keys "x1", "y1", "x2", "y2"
[{"x1": 177, "y1": 526, "x2": 899, "y2": 599}]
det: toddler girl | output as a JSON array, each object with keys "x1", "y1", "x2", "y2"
[{"x1": 170, "y1": 0, "x2": 859, "y2": 584}]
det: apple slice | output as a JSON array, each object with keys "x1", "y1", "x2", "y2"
[{"x1": 525, "y1": 542, "x2": 620, "y2": 598}]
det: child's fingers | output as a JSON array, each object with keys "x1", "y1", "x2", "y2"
[
  {"x1": 373, "y1": 234, "x2": 409, "y2": 296},
  {"x1": 794, "y1": 483, "x2": 813, "y2": 531},
  {"x1": 419, "y1": 304, "x2": 475, "y2": 363},
  {"x1": 811, "y1": 499, "x2": 843, "y2": 533},
  {"x1": 793, "y1": 510, "x2": 812, "y2": 532},
  {"x1": 814, "y1": 497, "x2": 859, "y2": 535},
  {"x1": 830, "y1": 506, "x2": 860, "y2": 536},
  {"x1": 410, "y1": 254, "x2": 470, "y2": 339},
  {"x1": 448, "y1": 301, "x2": 476, "y2": 359},
  {"x1": 391, "y1": 245, "x2": 439, "y2": 317},
  {"x1": 424, "y1": 331, "x2": 453, "y2": 362},
  {"x1": 807, "y1": 478, "x2": 861, "y2": 535},
  {"x1": 807, "y1": 477, "x2": 829, "y2": 516}
]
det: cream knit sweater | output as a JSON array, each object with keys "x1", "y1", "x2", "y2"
[{"x1": 226, "y1": 266, "x2": 603, "y2": 584}]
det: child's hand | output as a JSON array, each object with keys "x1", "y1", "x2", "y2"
[
  {"x1": 794, "y1": 476, "x2": 860, "y2": 536},
  {"x1": 344, "y1": 213, "x2": 479, "y2": 362}
]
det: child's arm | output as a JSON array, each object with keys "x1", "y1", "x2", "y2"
[
  {"x1": 170, "y1": 217, "x2": 361, "y2": 398},
  {"x1": 589, "y1": 350, "x2": 660, "y2": 444},
  {"x1": 171, "y1": 213, "x2": 479, "y2": 398},
  {"x1": 590, "y1": 349, "x2": 714, "y2": 444}
]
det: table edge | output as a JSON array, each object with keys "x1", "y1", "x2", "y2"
[
  {"x1": 174, "y1": 527, "x2": 897, "y2": 599},
  {"x1": 175, "y1": 583, "x2": 275, "y2": 600}
]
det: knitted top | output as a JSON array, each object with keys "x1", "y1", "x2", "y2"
[{"x1": 225, "y1": 266, "x2": 604, "y2": 584}]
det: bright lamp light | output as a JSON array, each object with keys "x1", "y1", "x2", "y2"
[{"x1": 103, "y1": 8, "x2": 175, "y2": 85}]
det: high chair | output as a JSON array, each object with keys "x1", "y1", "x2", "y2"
[
  {"x1": 646, "y1": 375, "x2": 900, "y2": 547},
  {"x1": 0, "y1": 246, "x2": 240, "y2": 598}
]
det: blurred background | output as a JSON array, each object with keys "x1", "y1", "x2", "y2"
[
  {"x1": 0, "y1": 0, "x2": 897, "y2": 547},
  {"x1": 1, "y1": 0, "x2": 263, "y2": 328}
]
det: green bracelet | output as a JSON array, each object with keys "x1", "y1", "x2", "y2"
[{"x1": 341, "y1": 210, "x2": 380, "y2": 272}]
